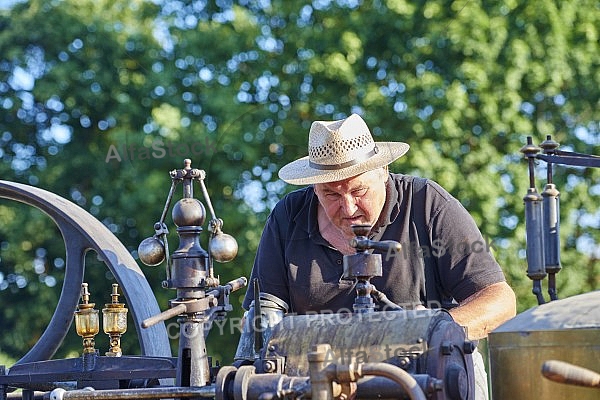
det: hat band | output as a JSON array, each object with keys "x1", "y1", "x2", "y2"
[{"x1": 308, "y1": 145, "x2": 379, "y2": 171}]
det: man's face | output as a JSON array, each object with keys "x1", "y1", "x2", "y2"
[{"x1": 314, "y1": 167, "x2": 388, "y2": 238}]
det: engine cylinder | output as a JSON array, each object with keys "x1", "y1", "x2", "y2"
[{"x1": 263, "y1": 309, "x2": 475, "y2": 400}]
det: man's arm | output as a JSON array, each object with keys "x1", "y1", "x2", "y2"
[{"x1": 449, "y1": 281, "x2": 516, "y2": 340}]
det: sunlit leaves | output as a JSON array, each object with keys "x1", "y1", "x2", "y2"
[
  {"x1": 1, "y1": 0, "x2": 599, "y2": 363},
  {"x1": 386, "y1": 0, "x2": 415, "y2": 16}
]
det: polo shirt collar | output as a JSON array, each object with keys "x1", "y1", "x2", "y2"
[
  {"x1": 291, "y1": 186, "x2": 321, "y2": 237},
  {"x1": 369, "y1": 174, "x2": 400, "y2": 238}
]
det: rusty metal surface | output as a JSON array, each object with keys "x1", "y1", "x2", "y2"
[
  {"x1": 0, "y1": 180, "x2": 171, "y2": 361},
  {"x1": 265, "y1": 310, "x2": 440, "y2": 376},
  {"x1": 264, "y1": 309, "x2": 474, "y2": 399},
  {"x1": 232, "y1": 305, "x2": 463, "y2": 398},
  {"x1": 489, "y1": 291, "x2": 600, "y2": 399}
]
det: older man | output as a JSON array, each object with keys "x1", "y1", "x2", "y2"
[{"x1": 241, "y1": 113, "x2": 516, "y2": 398}]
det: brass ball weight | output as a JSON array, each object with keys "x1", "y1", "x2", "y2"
[
  {"x1": 138, "y1": 236, "x2": 166, "y2": 266},
  {"x1": 209, "y1": 232, "x2": 238, "y2": 263}
]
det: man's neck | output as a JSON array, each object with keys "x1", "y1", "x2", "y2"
[{"x1": 317, "y1": 204, "x2": 356, "y2": 255}]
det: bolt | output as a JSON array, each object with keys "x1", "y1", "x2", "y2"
[
  {"x1": 263, "y1": 360, "x2": 276, "y2": 373},
  {"x1": 398, "y1": 356, "x2": 411, "y2": 368},
  {"x1": 432, "y1": 378, "x2": 444, "y2": 391},
  {"x1": 441, "y1": 342, "x2": 453, "y2": 355},
  {"x1": 463, "y1": 341, "x2": 476, "y2": 354}
]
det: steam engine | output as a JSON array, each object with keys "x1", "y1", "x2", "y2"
[{"x1": 0, "y1": 135, "x2": 599, "y2": 400}]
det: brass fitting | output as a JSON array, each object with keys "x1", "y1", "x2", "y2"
[
  {"x1": 74, "y1": 283, "x2": 99, "y2": 355},
  {"x1": 102, "y1": 283, "x2": 128, "y2": 357}
]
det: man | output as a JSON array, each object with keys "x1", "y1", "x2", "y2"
[{"x1": 241, "y1": 113, "x2": 516, "y2": 398}]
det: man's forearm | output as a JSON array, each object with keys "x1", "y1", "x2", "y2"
[{"x1": 449, "y1": 281, "x2": 517, "y2": 340}]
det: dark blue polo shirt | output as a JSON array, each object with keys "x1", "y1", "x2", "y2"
[{"x1": 242, "y1": 173, "x2": 506, "y2": 314}]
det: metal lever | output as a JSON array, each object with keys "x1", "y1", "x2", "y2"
[
  {"x1": 142, "y1": 303, "x2": 188, "y2": 328},
  {"x1": 141, "y1": 278, "x2": 247, "y2": 328},
  {"x1": 351, "y1": 238, "x2": 402, "y2": 253},
  {"x1": 542, "y1": 360, "x2": 600, "y2": 389}
]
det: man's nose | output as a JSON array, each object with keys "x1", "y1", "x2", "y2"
[{"x1": 340, "y1": 195, "x2": 358, "y2": 216}]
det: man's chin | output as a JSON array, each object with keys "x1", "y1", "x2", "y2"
[{"x1": 345, "y1": 219, "x2": 368, "y2": 226}]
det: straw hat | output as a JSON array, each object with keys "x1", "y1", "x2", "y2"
[{"x1": 278, "y1": 114, "x2": 410, "y2": 185}]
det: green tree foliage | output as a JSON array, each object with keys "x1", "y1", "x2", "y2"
[{"x1": 0, "y1": 0, "x2": 599, "y2": 365}]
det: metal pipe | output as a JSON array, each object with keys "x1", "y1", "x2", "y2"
[
  {"x1": 356, "y1": 374, "x2": 441, "y2": 398},
  {"x1": 236, "y1": 371, "x2": 439, "y2": 400},
  {"x1": 524, "y1": 189, "x2": 546, "y2": 281},
  {"x1": 244, "y1": 374, "x2": 311, "y2": 400},
  {"x1": 48, "y1": 386, "x2": 215, "y2": 400},
  {"x1": 521, "y1": 137, "x2": 546, "y2": 304},
  {"x1": 308, "y1": 345, "x2": 335, "y2": 400},
  {"x1": 8, "y1": 391, "x2": 46, "y2": 400},
  {"x1": 540, "y1": 135, "x2": 562, "y2": 301},
  {"x1": 357, "y1": 363, "x2": 427, "y2": 400},
  {"x1": 542, "y1": 183, "x2": 561, "y2": 301},
  {"x1": 542, "y1": 184, "x2": 560, "y2": 271},
  {"x1": 370, "y1": 286, "x2": 403, "y2": 310}
]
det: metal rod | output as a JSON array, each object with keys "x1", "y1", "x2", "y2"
[
  {"x1": 181, "y1": 159, "x2": 194, "y2": 199},
  {"x1": 528, "y1": 150, "x2": 536, "y2": 189},
  {"x1": 205, "y1": 277, "x2": 248, "y2": 298},
  {"x1": 141, "y1": 303, "x2": 187, "y2": 329},
  {"x1": 536, "y1": 152, "x2": 600, "y2": 168},
  {"x1": 197, "y1": 175, "x2": 217, "y2": 222},
  {"x1": 253, "y1": 279, "x2": 264, "y2": 356},
  {"x1": 48, "y1": 386, "x2": 215, "y2": 400},
  {"x1": 158, "y1": 181, "x2": 177, "y2": 225},
  {"x1": 540, "y1": 135, "x2": 561, "y2": 301},
  {"x1": 163, "y1": 231, "x2": 171, "y2": 282}
]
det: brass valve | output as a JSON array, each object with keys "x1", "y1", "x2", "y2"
[
  {"x1": 74, "y1": 283, "x2": 99, "y2": 355},
  {"x1": 102, "y1": 283, "x2": 128, "y2": 357}
]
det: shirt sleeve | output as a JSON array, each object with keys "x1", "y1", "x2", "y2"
[{"x1": 426, "y1": 182, "x2": 506, "y2": 303}]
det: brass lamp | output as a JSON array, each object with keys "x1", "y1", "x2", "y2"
[
  {"x1": 74, "y1": 283, "x2": 99, "y2": 355},
  {"x1": 102, "y1": 283, "x2": 128, "y2": 357}
]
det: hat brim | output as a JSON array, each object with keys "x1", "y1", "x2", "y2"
[{"x1": 278, "y1": 142, "x2": 410, "y2": 185}]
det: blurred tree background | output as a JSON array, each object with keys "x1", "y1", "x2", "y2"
[{"x1": 0, "y1": 0, "x2": 598, "y2": 367}]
